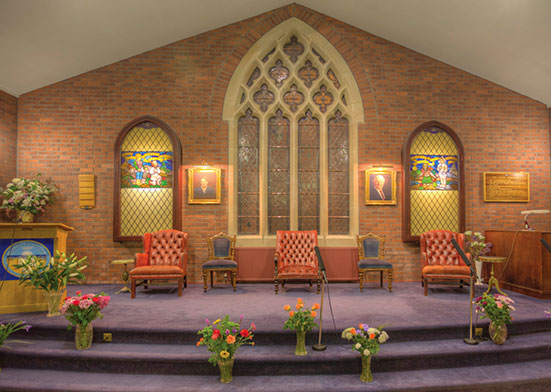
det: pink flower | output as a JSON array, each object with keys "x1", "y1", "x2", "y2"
[
  {"x1": 497, "y1": 302, "x2": 503, "y2": 309},
  {"x1": 79, "y1": 299, "x2": 93, "y2": 309}
]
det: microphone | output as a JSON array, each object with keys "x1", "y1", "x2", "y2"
[
  {"x1": 314, "y1": 246, "x2": 328, "y2": 283},
  {"x1": 451, "y1": 238, "x2": 475, "y2": 275},
  {"x1": 541, "y1": 238, "x2": 551, "y2": 254}
]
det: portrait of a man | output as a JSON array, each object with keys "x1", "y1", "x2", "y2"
[
  {"x1": 365, "y1": 169, "x2": 396, "y2": 205},
  {"x1": 188, "y1": 167, "x2": 221, "y2": 204}
]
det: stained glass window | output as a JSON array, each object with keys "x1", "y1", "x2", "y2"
[{"x1": 114, "y1": 117, "x2": 181, "y2": 241}]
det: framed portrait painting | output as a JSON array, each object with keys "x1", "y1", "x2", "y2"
[
  {"x1": 188, "y1": 167, "x2": 221, "y2": 204},
  {"x1": 365, "y1": 168, "x2": 397, "y2": 205}
]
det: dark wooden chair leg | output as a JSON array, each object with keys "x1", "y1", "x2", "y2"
[
  {"x1": 210, "y1": 271, "x2": 214, "y2": 287},
  {"x1": 178, "y1": 278, "x2": 183, "y2": 296},
  {"x1": 388, "y1": 269, "x2": 393, "y2": 292},
  {"x1": 184, "y1": 275, "x2": 187, "y2": 288},
  {"x1": 316, "y1": 279, "x2": 321, "y2": 294},
  {"x1": 359, "y1": 271, "x2": 364, "y2": 292},
  {"x1": 131, "y1": 279, "x2": 136, "y2": 298},
  {"x1": 274, "y1": 279, "x2": 279, "y2": 294},
  {"x1": 379, "y1": 271, "x2": 383, "y2": 287},
  {"x1": 424, "y1": 278, "x2": 429, "y2": 296},
  {"x1": 232, "y1": 270, "x2": 237, "y2": 291},
  {"x1": 203, "y1": 270, "x2": 208, "y2": 292}
]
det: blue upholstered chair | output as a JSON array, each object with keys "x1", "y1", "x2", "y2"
[
  {"x1": 356, "y1": 233, "x2": 393, "y2": 292},
  {"x1": 202, "y1": 233, "x2": 237, "y2": 292}
]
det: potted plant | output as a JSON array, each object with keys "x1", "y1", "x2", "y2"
[
  {"x1": 474, "y1": 292, "x2": 515, "y2": 344},
  {"x1": 464, "y1": 231, "x2": 492, "y2": 285},
  {"x1": 196, "y1": 315, "x2": 255, "y2": 383},
  {"x1": 60, "y1": 291, "x2": 110, "y2": 350},
  {"x1": 283, "y1": 298, "x2": 319, "y2": 356},
  {"x1": 0, "y1": 174, "x2": 56, "y2": 223},
  {"x1": 14, "y1": 251, "x2": 87, "y2": 316},
  {"x1": 342, "y1": 323, "x2": 389, "y2": 382},
  {"x1": 0, "y1": 320, "x2": 32, "y2": 372}
]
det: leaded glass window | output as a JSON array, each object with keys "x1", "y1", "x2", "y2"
[
  {"x1": 114, "y1": 117, "x2": 181, "y2": 241},
  {"x1": 233, "y1": 32, "x2": 354, "y2": 237}
]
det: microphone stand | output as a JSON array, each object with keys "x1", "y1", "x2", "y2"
[
  {"x1": 313, "y1": 247, "x2": 327, "y2": 351},
  {"x1": 451, "y1": 238, "x2": 478, "y2": 345}
]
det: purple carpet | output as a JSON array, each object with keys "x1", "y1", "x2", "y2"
[{"x1": 1, "y1": 282, "x2": 550, "y2": 391}]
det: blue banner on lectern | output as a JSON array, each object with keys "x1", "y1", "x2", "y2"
[{"x1": 1, "y1": 238, "x2": 53, "y2": 281}]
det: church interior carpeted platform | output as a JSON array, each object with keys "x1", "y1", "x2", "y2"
[{"x1": 1, "y1": 282, "x2": 551, "y2": 391}]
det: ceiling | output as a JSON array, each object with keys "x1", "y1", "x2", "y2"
[{"x1": 1, "y1": 0, "x2": 549, "y2": 106}]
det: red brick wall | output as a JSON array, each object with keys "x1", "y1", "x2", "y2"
[
  {"x1": 0, "y1": 89, "x2": 18, "y2": 221},
  {"x1": 15, "y1": 4, "x2": 551, "y2": 284}
]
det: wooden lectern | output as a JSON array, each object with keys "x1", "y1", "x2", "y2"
[
  {"x1": 484, "y1": 230, "x2": 551, "y2": 299},
  {"x1": 0, "y1": 223, "x2": 74, "y2": 314}
]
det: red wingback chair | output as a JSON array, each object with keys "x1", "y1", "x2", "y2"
[
  {"x1": 274, "y1": 230, "x2": 321, "y2": 294},
  {"x1": 130, "y1": 229, "x2": 189, "y2": 298},
  {"x1": 420, "y1": 229, "x2": 471, "y2": 296}
]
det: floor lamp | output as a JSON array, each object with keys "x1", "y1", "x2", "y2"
[{"x1": 451, "y1": 238, "x2": 478, "y2": 345}]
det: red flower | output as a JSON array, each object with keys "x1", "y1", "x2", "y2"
[
  {"x1": 72, "y1": 300, "x2": 80, "y2": 306},
  {"x1": 240, "y1": 329, "x2": 250, "y2": 338},
  {"x1": 92, "y1": 297, "x2": 100, "y2": 303},
  {"x1": 369, "y1": 333, "x2": 375, "y2": 339},
  {"x1": 212, "y1": 329, "x2": 221, "y2": 340},
  {"x1": 76, "y1": 291, "x2": 82, "y2": 296}
]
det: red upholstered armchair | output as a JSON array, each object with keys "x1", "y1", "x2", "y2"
[
  {"x1": 274, "y1": 230, "x2": 321, "y2": 295},
  {"x1": 420, "y1": 229, "x2": 471, "y2": 296},
  {"x1": 130, "y1": 229, "x2": 189, "y2": 298}
]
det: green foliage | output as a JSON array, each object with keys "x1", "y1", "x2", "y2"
[
  {"x1": 0, "y1": 174, "x2": 56, "y2": 215},
  {"x1": 342, "y1": 324, "x2": 389, "y2": 357},
  {"x1": 282, "y1": 298, "x2": 319, "y2": 332},
  {"x1": 0, "y1": 320, "x2": 31, "y2": 347},
  {"x1": 475, "y1": 293, "x2": 516, "y2": 326},
  {"x1": 197, "y1": 315, "x2": 256, "y2": 366},
  {"x1": 15, "y1": 251, "x2": 87, "y2": 293}
]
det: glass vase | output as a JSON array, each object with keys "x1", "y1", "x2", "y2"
[
  {"x1": 489, "y1": 322, "x2": 507, "y2": 345},
  {"x1": 217, "y1": 357, "x2": 234, "y2": 383},
  {"x1": 295, "y1": 330, "x2": 307, "y2": 356},
  {"x1": 15, "y1": 209, "x2": 34, "y2": 223},
  {"x1": 44, "y1": 290, "x2": 64, "y2": 317},
  {"x1": 75, "y1": 323, "x2": 93, "y2": 350},
  {"x1": 360, "y1": 354, "x2": 373, "y2": 382}
]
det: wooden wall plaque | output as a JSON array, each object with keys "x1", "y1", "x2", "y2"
[{"x1": 483, "y1": 172, "x2": 529, "y2": 202}]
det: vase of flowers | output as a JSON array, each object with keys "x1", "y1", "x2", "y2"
[
  {"x1": 0, "y1": 320, "x2": 32, "y2": 372},
  {"x1": 283, "y1": 298, "x2": 319, "y2": 356},
  {"x1": 0, "y1": 175, "x2": 56, "y2": 223},
  {"x1": 15, "y1": 252, "x2": 87, "y2": 317},
  {"x1": 342, "y1": 323, "x2": 389, "y2": 382},
  {"x1": 60, "y1": 291, "x2": 111, "y2": 350},
  {"x1": 464, "y1": 231, "x2": 492, "y2": 285},
  {"x1": 196, "y1": 315, "x2": 255, "y2": 383},
  {"x1": 475, "y1": 292, "x2": 515, "y2": 344}
]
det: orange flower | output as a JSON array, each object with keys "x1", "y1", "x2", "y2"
[
  {"x1": 196, "y1": 341, "x2": 201, "y2": 346},
  {"x1": 289, "y1": 311, "x2": 295, "y2": 317},
  {"x1": 312, "y1": 303, "x2": 320, "y2": 310},
  {"x1": 251, "y1": 342, "x2": 255, "y2": 346},
  {"x1": 310, "y1": 311, "x2": 317, "y2": 318},
  {"x1": 226, "y1": 335, "x2": 236, "y2": 344},
  {"x1": 284, "y1": 304, "x2": 291, "y2": 311},
  {"x1": 296, "y1": 303, "x2": 303, "y2": 310},
  {"x1": 351, "y1": 329, "x2": 356, "y2": 335},
  {"x1": 369, "y1": 333, "x2": 375, "y2": 339},
  {"x1": 297, "y1": 298, "x2": 303, "y2": 304}
]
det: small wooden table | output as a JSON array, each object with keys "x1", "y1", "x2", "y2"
[
  {"x1": 479, "y1": 256, "x2": 508, "y2": 295},
  {"x1": 111, "y1": 259, "x2": 134, "y2": 294}
]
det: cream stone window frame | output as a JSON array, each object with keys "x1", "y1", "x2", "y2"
[{"x1": 223, "y1": 18, "x2": 364, "y2": 247}]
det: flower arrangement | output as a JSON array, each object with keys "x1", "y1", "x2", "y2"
[
  {"x1": 0, "y1": 174, "x2": 56, "y2": 217},
  {"x1": 474, "y1": 292, "x2": 516, "y2": 326},
  {"x1": 464, "y1": 231, "x2": 492, "y2": 260},
  {"x1": 342, "y1": 323, "x2": 389, "y2": 358},
  {"x1": 0, "y1": 320, "x2": 32, "y2": 347},
  {"x1": 15, "y1": 251, "x2": 87, "y2": 293},
  {"x1": 196, "y1": 315, "x2": 255, "y2": 366},
  {"x1": 60, "y1": 291, "x2": 111, "y2": 330},
  {"x1": 283, "y1": 298, "x2": 319, "y2": 332}
]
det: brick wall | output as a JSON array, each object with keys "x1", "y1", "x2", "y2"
[
  {"x1": 0, "y1": 89, "x2": 17, "y2": 220},
  {"x1": 14, "y1": 4, "x2": 551, "y2": 284}
]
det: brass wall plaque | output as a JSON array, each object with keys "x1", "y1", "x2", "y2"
[{"x1": 483, "y1": 172, "x2": 529, "y2": 202}]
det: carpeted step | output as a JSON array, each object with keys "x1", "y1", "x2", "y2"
[
  {"x1": 0, "y1": 359, "x2": 550, "y2": 392},
  {"x1": 2, "y1": 331, "x2": 551, "y2": 376}
]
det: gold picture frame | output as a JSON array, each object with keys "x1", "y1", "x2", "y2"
[
  {"x1": 188, "y1": 167, "x2": 221, "y2": 204},
  {"x1": 483, "y1": 172, "x2": 529, "y2": 202},
  {"x1": 365, "y1": 168, "x2": 397, "y2": 205}
]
